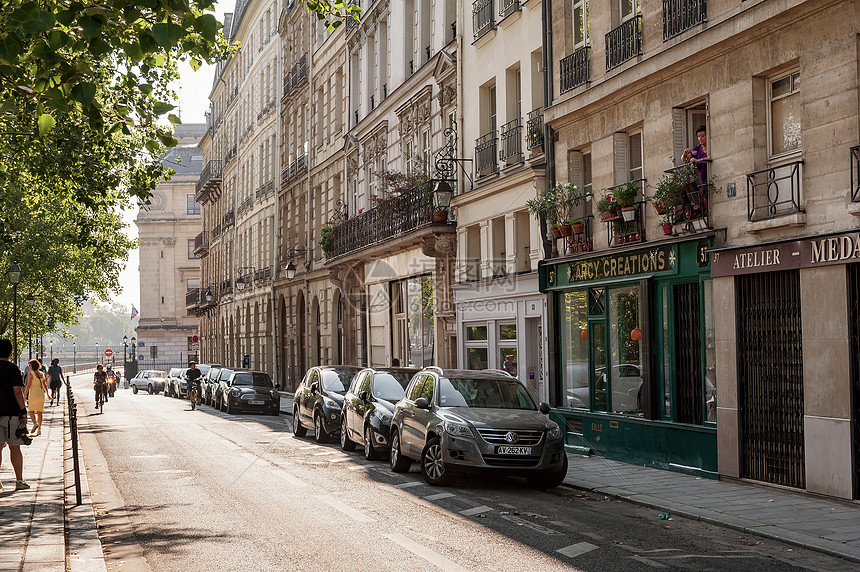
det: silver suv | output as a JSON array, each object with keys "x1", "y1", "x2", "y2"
[{"x1": 389, "y1": 367, "x2": 567, "y2": 488}]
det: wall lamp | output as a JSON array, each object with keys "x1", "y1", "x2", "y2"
[
  {"x1": 235, "y1": 266, "x2": 256, "y2": 291},
  {"x1": 283, "y1": 248, "x2": 307, "y2": 281}
]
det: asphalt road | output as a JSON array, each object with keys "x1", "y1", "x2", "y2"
[{"x1": 71, "y1": 374, "x2": 854, "y2": 572}]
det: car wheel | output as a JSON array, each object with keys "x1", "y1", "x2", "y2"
[
  {"x1": 132, "y1": 385, "x2": 138, "y2": 394},
  {"x1": 389, "y1": 429, "x2": 410, "y2": 473},
  {"x1": 527, "y1": 454, "x2": 569, "y2": 490},
  {"x1": 314, "y1": 413, "x2": 330, "y2": 444},
  {"x1": 420, "y1": 437, "x2": 453, "y2": 486},
  {"x1": 292, "y1": 407, "x2": 307, "y2": 437},
  {"x1": 225, "y1": 399, "x2": 233, "y2": 414},
  {"x1": 364, "y1": 425, "x2": 380, "y2": 461},
  {"x1": 340, "y1": 416, "x2": 356, "y2": 451},
  {"x1": 147, "y1": 383, "x2": 153, "y2": 395}
]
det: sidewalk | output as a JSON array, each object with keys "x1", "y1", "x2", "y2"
[
  {"x1": 0, "y1": 383, "x2": 106, "y2": 571},
  {"x1": 562, "y1": 453, "x2": 860, "y2": 563}
]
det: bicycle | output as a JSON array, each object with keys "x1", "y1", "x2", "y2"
[
  {"x1": 189, "y1": 385, "x2": 198, "y2": 411},
  {"x1": 95, "y1": 383, "x2": 107, "y2": 414}
]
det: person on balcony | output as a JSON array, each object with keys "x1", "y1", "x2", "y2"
[{"x1": 682, "y1": 125, "x2": 709, "y2": 184}]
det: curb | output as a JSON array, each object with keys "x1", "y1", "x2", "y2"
[{"x1": 560, "y1": 479, "x2": 860, "y2": 564}]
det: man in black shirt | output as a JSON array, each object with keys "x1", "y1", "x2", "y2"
[
  {"x1": 0, "y1": 338, "x2": 29, "y2": 490},
  {"x1": 186, "y1": 361, "x2": 202, "y2": 404}
]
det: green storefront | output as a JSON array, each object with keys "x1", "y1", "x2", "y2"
[{"x1": 539, "y1": 237, "x2": 718, "y2": 478}]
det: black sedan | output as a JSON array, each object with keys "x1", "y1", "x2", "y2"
[
  {"x1": 293, "y1": 365, "x2": 361, "y2": 443},
  {"x1": 340, "y1": 367, "x2": 419, "y2": 460},
  {"x1": 219, "y1": 370, "x2": 280, "y2": 415}
]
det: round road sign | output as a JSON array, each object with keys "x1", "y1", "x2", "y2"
[{"x1": 104, "y1": 348, "x2": 113, "y2": 357}]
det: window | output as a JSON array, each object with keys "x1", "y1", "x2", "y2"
[
  {"x1": 188, "y1": 239, "x2": 196, "y2": 259},
  {"x1": 150, "y1": 346, "x2": 158, "y2": 359},
  {"x1": 498, "y1": 323, "x2": 517, "y2": 377},
  {"x1": 465, "y1": 324, "x2": 488, "y2": 370},
  {"x1": 407, "y1": 375, "x2": 426, "y2": 401},
  {"x1": 560, "y1": 291, "x2": 589, "y2": 408},
  {"x1": 574, "y1": 0, "x2": 589, "y2": 48},
  {"x1": 187, "y1": 279, "x2": 200, "y2": 289},
  {"x1": 769, "y1": 70, "x2": 801, "y2": 158},
  {"x1": 620, "y1": 0, "x2": 640, "y2": 21},
  {"x1": 628, "y1": 132, "x2": 643, "y2": 181},
  {"x1": 187, "y1": 195, "x2": 201, "y2": 215}
]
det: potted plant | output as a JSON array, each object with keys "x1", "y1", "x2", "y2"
[
  {"x1": 527, "y1": 126, "x2": 544, "y2": 149},
  {"x1": 660, "y1": 213, "x2": 674, "y2": 236},
  {"x1": 571, "y1": 218, "x2": 584, "y2": 234},
  {"x1": 596, "y1": 192, "x2": 620, "y2": 223},
  {"x1": 527, "y1": 184, "x2": 565, "y2": 238},
  {"x1": 613, "y1": 180, "x2": 640, "y2": 222},
  {"x1": 319, "y1": 224, "x2": 334, "y2": 254}
]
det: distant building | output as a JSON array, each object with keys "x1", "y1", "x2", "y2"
[{"x1": 135, "y1": 123, "x2": 206, "y2": 364}]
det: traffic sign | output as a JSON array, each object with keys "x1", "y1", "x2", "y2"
[
  {"x1": 192, "y1": 335, "x2": 199, "y2": 343},
  {"x1": 104, "y1": 348, "x2": 113, "y2": 357}
]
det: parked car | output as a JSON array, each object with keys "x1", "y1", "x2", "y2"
[
  {"x1": 165, "y1": 368, "x2": 186, "y2": 397},
  {"x1": 212, "y1": 367, "x2": 234, "y2": 410},
  {"x1": 130, "y1": 370, "x2": 168, "y2": 395},
  {"x1": 202, "y1": 366, "x2": 222, "y2": 406},
  {"x1": 218, "y1": 370, "x2": 280, "y2": 415},
  {"x1": 340, "y1": 367, "x2": 420, "y2": 460},
  {"x1": 567, "y1": 364, "x2": 643, "y2": 412},
  {"x1": 389, "y1": 367, "x2": 567, "y2": 488},
  {"x1": 293, "y1": 365, "x2": 361, "y2": 443}
]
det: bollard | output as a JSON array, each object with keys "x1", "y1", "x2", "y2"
[{"x1": 67, "y1": 385, "x2": 82, "y2": 506}]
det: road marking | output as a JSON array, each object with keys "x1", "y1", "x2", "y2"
[
  {"x1": 313, "y1": 450, "x2": 339, "y2": 456},
  {"x1": 328, "y1": 457, "x2": 350, "y2": 463},
  {"x1": 499, "y1": 515, "x2": 562, "y2": 535},
  {"x1": 557, "y1": 542, "x2": 599, "y2": 558},
  {"x1": 129, "y1": 455, "x2": 169, "y2": 459},
  {"x1": 459, "y1": 505, "x2": 493, "y2": 516},
  {"x1": 424, "y1": 492, "x2": 456, "y2": 501},
  {"x1": 280, "y1": 473, "x2": 308, "y2": 488},
  {"x1": 580, "y1": 531, "x2": 603, "y2": 540},
  {"x1": 300, "y1": 445, "x2": 322, "y2": 450},
  {"x1": 348, "y1": 464, "x2": 372, "y2": 471},
  {"x1": 396, "y1": 481, "x2": 423, "y2": 489},
  {"x1": 317, "y1": 495, "x2": 374, "y2": 523},
  {"x1": 631, "y1": 555, "x2": 667, "y2": 568},
  {"x1": 499, "y1": 503, "x2": 517, "y2": 509},
  {"x1": 153, "y1": 469, "x2": 191, "y2": 474},
  {"x1": 384, "y1": 534, "x2": 470, "y2": 572}
]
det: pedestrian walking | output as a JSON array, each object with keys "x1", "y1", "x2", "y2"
[
  {"x1": 47, "y1": 358, "x2": 65, "y2": 406},
  {"x1": 0, "y1": 338, "x2": 30, "y2": 491},
  {"x1": 24, "y1": 359, "x2": 49, "y2": 437}
]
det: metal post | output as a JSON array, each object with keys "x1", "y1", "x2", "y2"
[
  {"x1": 12, "y1": 283, "x2": 17, "y2": 366},
  {"x1": 73, "y1": 342, "x2": 76, "y2": 373}
]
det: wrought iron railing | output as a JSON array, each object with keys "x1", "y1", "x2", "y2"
[
  {"x1": 257, "y1": 99, "x2": 276, "y2": 122},
  {"x1": 185, "y1": 288, "x2": 200, "y2": 308},
  {"x1": 604, "y1": 179, "x2": 647, "y2": 247},
  {"x1": 560, "y1": 46, "x2": 591, "y2": 93},
  {"x1": 212, "y1": 223, "x2": 222, "y2": 239},
  {"x1": 226, "y1": 86, "x2": 239, "y2": 108},
  {"x1": 663, "y1": 164, "x2": 712, "y2": 233},
  {"x1": 254, "y1": 267, "x2": 272, "y2": 283},
  {"x1": 746, "y1": 160, "x2": 803, "y2": 221},
  {"x1": 225, "y1": 145, "x2": 237, "y2": 164},
  {"x1": 606, "y1": 15, "x2": 642, "y2": 71},
  {"x1": 526, "y1": 107, "x2": 544, "y2": 149},
  {"x1": 193, "y1": 231, "x2": 209, "y2": 256},
  {"x1": 663, "y1": 0, "x2": 707, "y2": 41},
  {"x1": 195, "y1": 160, "x2": 223, "y2": 198},
  {"x1": 222, "y1": 209, "x2": 235, "y2": 228},
  {"x1": 237, "y1": 194, "x2": 254, "y2": 217},
  {"x1": 851, "y1": 145, "x2": 860, "y2": 202},
  {"x1": 282, "y1": 73, "x2": 290, "y2": 98},
  {"x1": 473, "y1": 0, "x2": 495, "y2": 41},
  {"x1": 296, "y1": 152, "x2": 307, "y2": 174},
  {"x1": 219, "y1": 279, "x2": 233, "y2": 296},
  {"x1": 240, "y1": 122, "x2": 254, "y2": 144},
  {"x1": 257, "y1": 180, "x2": 275, "y2": 201},
  {"x1": 499, "y1": 118, "x2": 523, "y2": 165},
  {"x1": 475, "y1": 130, "x2": 499, "y2": 176},
  {"x1": 500, "y1": 0, "x2": 519, "y2": 19},
  {"x1": 281, "y1": 166, "x2": 290, "y2": 184},
  {"x1": 328, "y1": 186, "x2": 448, "y2": 258}
]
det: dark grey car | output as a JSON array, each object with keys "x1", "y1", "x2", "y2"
[{"x1": 389, "y1": 367, "x2": 567, "y2": 488}]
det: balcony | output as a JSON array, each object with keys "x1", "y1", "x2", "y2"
[
  {"x1": 499, "y1": 118, "x2": 523, "y2": 166},
  {"x1": 225, "y1": 145, "x2": 237, "y2": 165},
  {"x1": 663, "y1": 0, "x2": 707, "y2": 41},
  {"x1": 237, "y1": 194, "x2": 254, "y2": 217},
  {"x1": 526, "y1": 107, "x2": 544, "y2": 150},
  {"x1": 185, "y1": 288, "x2": 200, "y2": 309},
  {"x1": 240, "y1": 122, "x2": 254, "y2": 144},
  {"x1": 499, "y1": 0, "x2": 519, "y2": 20},
  {"x1": 473, "y1": 0, "x2": 495, "y2": 41},
  {"x1": 257, "y1": 180, "x2": 275, "y2": 201},
  {"x1": 195, "y1": 160, "x2": 223, "y2": 201},
  {"x1": 219, "y1": 279, "x2": 233, "y2": 296},
  {"x1": 254, "y1": 267, "x2": 272, "y2": 284},
  {"x1": 257, "y1": 99, "x2": 276, "y2": 122},
  {"x1": 560, "y1": 46, "x2": 591, "y2": 93},
  {"x1": 602, "y1": 179, "x2": 648, "y2": 247},
  {"x1": 475, "y1": 131, "x2": 499, "y2": 177},
  {"x1": 851, "y1": 146, "x2": 860, "y2": 202},
  {"x1": 212, "y1": 223, "x2": 222, "y2": 239},
  {"x1": 226, "y1": 86, "x2": 239, "y2": 108},
  {"x1": 222, "y1": 209, "x2": 235, "y2": 229},
  {"x1": 747, "y1": 160, "x2": 803, "y2": 221},
  {"x1": 327, "y1": 186, "x2": 451, "y2": 259},
  {"x1": 193, "y1": 231, "x2": 210, "y2": 258},
  {"x1": 606, "y1": 15, "x2": 642, "y2": 71}
]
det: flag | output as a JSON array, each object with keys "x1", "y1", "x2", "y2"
[{"x1": 131, "y1": 304, "x2": 138, "y2": 319}]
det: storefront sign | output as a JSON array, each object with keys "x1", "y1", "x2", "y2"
[
  {"x1": 565, "y1": 245, "x2": 676, "y2": 284},
  {"x1": 711, "y1": 231, "x2": 860, "y2": 277}
]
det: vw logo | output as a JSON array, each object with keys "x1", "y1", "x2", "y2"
[{"x1": 504, "y1": 431, "x2": 519, "y2": 444}]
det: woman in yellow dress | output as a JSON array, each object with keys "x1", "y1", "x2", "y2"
[{"x1": 24, "y1": 359, "x2": 50, "y2": 436}]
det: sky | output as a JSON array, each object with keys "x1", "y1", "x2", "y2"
[{"x1": 112, "y1": 1, "x2": 234, "y2": 315}]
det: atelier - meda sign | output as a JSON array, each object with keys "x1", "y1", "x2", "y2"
[{"x1": 711, "y1": 231, "x2": 860, "y2": 277}]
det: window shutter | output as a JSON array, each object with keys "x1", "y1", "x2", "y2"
[
  {"x1": 568, "y1": 150, "x2": 583, "y2": 189},
  {"x1": 613, "y1": 132, "x2": 628, "y2": 185},
  {"x1": 672, "y1": 108, "x2": 686, "y2": 165}
]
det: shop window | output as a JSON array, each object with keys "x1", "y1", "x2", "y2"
[
  {"x1": 465, "y1": 324, "x2": 488, "y2": 370},
  {"x1": 498, "y1": 323, "x2": 517, "y2": 376},
  {"x1": 608, "y1": 286, "x2": 642, "y2": 415},
  {"x1": 560, "y1": 291, "x2": 589, "y2": 409},
  {"x1": 393, "y1": 276, "x2": 435, "y2": 368}
]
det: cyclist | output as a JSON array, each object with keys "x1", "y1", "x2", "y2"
[
  {"x1": 186, "y1": 361, "x2": 202, "y2": 409},
  {"x1": 93, "y1": 364, "x2": 108, "y2": 407}
]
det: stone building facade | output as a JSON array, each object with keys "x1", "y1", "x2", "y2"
[{"x1": 136, "y1": 124, "x2": 205, "y2": 364}]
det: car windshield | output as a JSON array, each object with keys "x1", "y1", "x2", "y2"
[
  {"x1": 233, "y1": 372, "x2": 273, "y2": 387},
  {"x1": 320, "y1": 369, "x2": 357, "y2": 392},
  {"x1": 219, "y1": 369, "x2": 234, "y2": 381},
  {"x1": 207, "y1": 368, "x2": 221, "y2": 381},
  {"x1": 152, "y1": 370, "x2": 168, "y2": 378},
  {"x1": 372, "y1": 372, "x2": 413, "y2": 402},
  {"x1": 438, "y1": 377, "x2": 537, "y2": 410},
  {"x1": 198, "y1": 364, "x2": 211, "y2": 375},
  {"x1": 168, "y1": 368, "x2": 181, "y2": 377}
]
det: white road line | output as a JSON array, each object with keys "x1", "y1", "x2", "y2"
[
  {"x1": 499, "y1": 515, "x2": 562, "y2": 536},
  {"x1": 280, "y1": 473, "x2": 308, "y2": 488},
  {"x1": 384, "y1": 533, "x2": 471, "y2": 572},
  {"x1": 396, "y1": 481, "x2": 423, "y2": 489},
  {"x1": 557, "y1": 542, "x2": 599, "y2": 558},
  {"x1": 424, "y1": 492, "x2": 456, "y2": 501},
  {"x1": 129, "y1": 455, "x2": 169, "y2": 459},
  {"x1": 313, "y1": 450, "x2": 339, "y2": 456},
  {"x1": 348, "y1": 464, "x2": 371, "y2": 471},
  {"x1": 300, "y1": 445, "x2": 322, "y2": 450},
  {"x1": 316, "y1": 495, "x2": 375, "y2": 523},
  {"x1": 328, "y1": 457, "x2": 350, "y2": 463},
  {"x1": 631, "y1": 555, "x2": 667, "y2": 568},
  {"x1": 459, "y1": 505, "x2": 493, "y2": 516},
  {"x1": 499, "y1": 503, "x2": 517, "y2": 509}
]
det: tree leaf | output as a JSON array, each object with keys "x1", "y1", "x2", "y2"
[
  {"x1": 193, "y1": 14, "x2": 218, "y2": 42},
  {"x1": 37, "y1": 113, "x2": 56, "y2": 136},
  {"x1": 23, "y1": 10, "x2": 56, "y2": 35},
  {"x1": 151, "y1": 22, "x2": 184, "y2": 49},
  {"x1": 152, "y1": 101, "x2": 175, "y2": 115},
  {"x1": 189, "y1": 58, "x2": 201, "y2": 71},
  {"x1": 167, "y1": 113, "x2": 182, "y2": 125},
  {"x1": 0, "y1": 33, "x2": 24, "y2": 65},
  {"x1": 77, "y1": 15, "x2": 104, "y2": 39},
  {"x1": 71, "y1": 82, "x2": 97, "y2": 107}
]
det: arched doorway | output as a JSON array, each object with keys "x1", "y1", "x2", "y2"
[{"x1": 297, "y1": 290, "x2": 306, "y2": 380}]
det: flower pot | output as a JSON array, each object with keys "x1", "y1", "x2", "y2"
[
  {"x1": 571, "y1": 222, "x2": 584, "y2": 234},
  {"x1": 551, "y1": 227, "x2": 562, "y2": 238},
  {"x1": 432, "y1": 210, "x2": 448, "y2": 223},
  {"x1": 621, "y1": 206, "x2": 636, "y2": 222},
  {"x1": 560, "y1": 224, "x2": 573, "y2": 237},
  {"x1": 653, "y1": 202, "x2": 666, "y2": 215},
  {"x1": 600, "y1": 210, "x2": 621, "y2": 223},
  {"x1": 661, "y1": 223, "x2": 674, "y2": 236}
]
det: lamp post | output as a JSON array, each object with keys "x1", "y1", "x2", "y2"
[
  {"x1": 7, "y1": 262, "x2": 20, "y2": 365},
  {"x1": 283, "y1": 249, "x2": 307, "y2": 281},
  {"x1": 131, "y1": 337, "x2": 136, "y2": 361},
  {"x1": 73, "y1": 341, "x2": 76, "y2": 373},
  {"x1": 24, "y1": 293, "x2": 34, "y2": 360},
  {"x1": 123, "y1": 335, "x2": 128, "y2": 365},
  {"x1": 50, "y1": 339, "x2": 53, "y2": 362},
  {"x1": 96, "y1": 341, "x2": 99, "y2": 366}
]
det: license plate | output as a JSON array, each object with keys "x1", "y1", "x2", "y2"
[
  {"x1": 250, "y1": 400, "x2": 265, "y2": 405},
  {"x1": 496, "y1": 446, "x2": 532, "y2": 455}
]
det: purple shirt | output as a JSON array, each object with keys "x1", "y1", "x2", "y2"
[{"x1": 691, "y1": 144, "x2": 708, "y2": 184}]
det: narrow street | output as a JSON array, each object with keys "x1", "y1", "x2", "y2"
[{"x1": 71, "y1": 374, "x2": 852, "y2": 572}]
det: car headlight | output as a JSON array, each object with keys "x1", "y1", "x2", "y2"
[
  {"x1": 547, "y1": 425, "x2": 562, "y2": 440},
  {"x1": 443, "y1": 421, "x2": 473, "y2": 438},
  {"x1": 323, "y1": 397, "x2": 339, "y2": 410},
  {"x1": 231, "y1": 388, "x2": 241, "y2": 397}
]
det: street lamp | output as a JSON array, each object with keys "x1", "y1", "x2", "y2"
[
  {"x1": 50, "y1": 339, "x2": 53, "y2": 362},
  {"x1": 204, "y1": 287, "x2": 214, "y2": 303},
  {"x1": 131, "y1": 336, "x2": 136, "y2": 361},
  {"x1": 96, "y1": 341, "x2": 99, "y2": 366},
  {"x1": 123, "y1": 335, "x2": 128, "y2": 365},
  {"x1": 284, "y1": 262, "x2": 297, "y2": 281},
  {"x1": 283, "y1": 249, "x2": 307, "y2": 281},
  {"x1": 7, "y1": 262, "x2": 20, "y2": 364},
  {"x1": 24, "y1": 294, "x2": 34, "y2": 360},
  {"x1": 73, "y1": 341, "x2": 76, "y2": 373}
]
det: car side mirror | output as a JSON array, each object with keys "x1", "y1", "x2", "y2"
[
  {"x1": 310, "y1": 384, "x2": 318, "y2": 395},
  {"x1": 359, "y1": 390, "x2": 368, "y2": 402},
  {"x1": 539, "y1": 402, "x2": 551, "y2": 414},
  {"x1": 415, "y1": 397, "x2": 429, "y2": 409}
]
